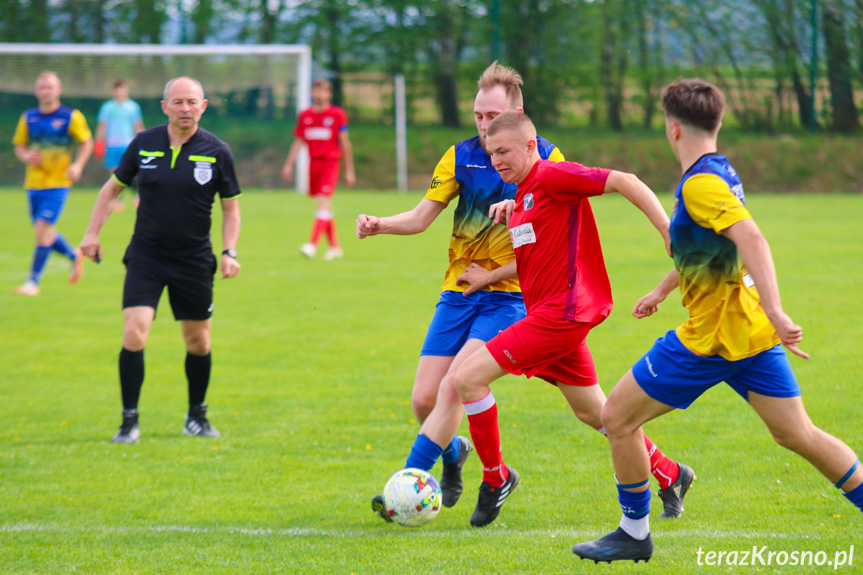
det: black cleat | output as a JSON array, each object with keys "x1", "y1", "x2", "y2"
[
  {"x1": 658, "y1": 463, "x2": 695, "y2": 518},
  {"x1": 111, "y1": 412, "x2": 140, "y2": 444},
  {"x1": 441, "y1": 436, "x2": 473, "y2": 507},
  {"x1": 470, "y1": 465, "x2": 519, "y2": 527},
  {"x1": 371, "y1": 493, "x2": 393, "y2": 523},
  {"x1": 572, "y1": 527, "x2": 654, "y2": 563},
  {"x1": 183, "y1": 404, "x2": 221, "y2": 438}
]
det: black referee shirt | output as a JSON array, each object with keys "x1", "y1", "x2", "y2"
[{"x1": 115, "y1": 124, "x2": 241, "y2": 268}]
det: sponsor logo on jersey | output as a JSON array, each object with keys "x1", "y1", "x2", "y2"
[
  {"x1": 51, "y1": 119, "x2": 67, "y2": 130},
  {"x1": 524, "y1": 193, "x2": 534, "y2": 210},
  {"x1": 509, "y1": 222, "x2": 536, "y2": 248},
  {"x1": 194, "y1": 161, "x2": 213, "y2": 185},
  {"x1": 429, "y1": 176, "x2": 442, "y2": 189},
  {"x1": 465, "y1": 164, "x2": 487, "y2": 169},
  {"x1": 503, "y1": 350, "x2": 517, "y2": 364},
  {"x1": 304, "y1": 127, "x2": 333, "y2": 141},
  {"x1": 141, "y1": 156, "x2": 156, "y2": 164}
]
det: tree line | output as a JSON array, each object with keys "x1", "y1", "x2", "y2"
[{"x1": 1, "y1": 0, "x2": 860, "y2": 133}]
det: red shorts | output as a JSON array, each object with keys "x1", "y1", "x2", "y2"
[
  {"x1": 309, "y1": 158, "x2": 341, "y2": 197},
  {"x1": 486, "y1": 306, "x2": 597, "y2": 387}
]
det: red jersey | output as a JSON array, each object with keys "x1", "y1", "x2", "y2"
[
  {"x1": 293, "y1": 105, "x2": 348, "y2": 160},
  {"x1": 508, "y1": 159, "x2": 612, "y2": 326}
]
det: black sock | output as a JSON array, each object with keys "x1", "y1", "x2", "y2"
[
  {"x1": 119, "y1": 348, "x2": 145, "y2": 410},
  {"x1": 186, "y1": 352, "x2": 212, "y2": 410}
]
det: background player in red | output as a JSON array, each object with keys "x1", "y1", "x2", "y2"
[
  {"x1": 453, "y1": 111, "x2": 689, "y2": 528},
  {"x1": 281, "y1": 78, "x2": 355, "y2": 261}
]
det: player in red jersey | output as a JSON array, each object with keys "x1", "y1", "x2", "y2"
[
  {"x1": 453, "y1": 110, "x2": 690, "y2": 528},
  {"x1": 282, "y1": 78, "x2": 355, "y2": 260}
]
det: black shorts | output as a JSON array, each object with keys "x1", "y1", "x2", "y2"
[{"x1": 122, "y1": 254, "x2": 215, "y2": 321}]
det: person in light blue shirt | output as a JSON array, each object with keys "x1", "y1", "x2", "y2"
[{"x1": 95, "y1": 79, "x2": 144, "y2": 211}]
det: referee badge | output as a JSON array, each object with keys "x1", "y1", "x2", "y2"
[
  {"x1": 524, "y1": 193, "x2": 534, "y2": 211},
  {"x1": 194, "y1": 161, "x2": 213, "y2": 185}
]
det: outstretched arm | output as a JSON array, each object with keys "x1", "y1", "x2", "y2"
[
  {"x1": 723, "y1": 219, "x2": 808, "y2": 359},
  {"x1": 605, "y1": 171, "x2": 671, "y2": 257},
  {"x1": 356, "y1": 198, "x2": 446, "y2": 238}
]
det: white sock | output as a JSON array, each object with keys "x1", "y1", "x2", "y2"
[{"x1": 619, "y1": 514, "x2": 650, "y2": 540}]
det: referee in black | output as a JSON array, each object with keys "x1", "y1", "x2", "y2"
[{"x1": 81, "y1": 77, "x2": 241, "y2": 444}]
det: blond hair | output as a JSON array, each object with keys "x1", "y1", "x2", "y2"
[{"x1": 477, "y1": 61, "x2": 524, "y2": 109}]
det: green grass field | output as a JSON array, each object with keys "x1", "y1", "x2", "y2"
[{"x1": 1, "y1": 189, "x2": 861, "y2": 574}]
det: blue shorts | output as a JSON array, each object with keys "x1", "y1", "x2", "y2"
[
  {"x1": 28, "y1": 188, "x2": 70, "y2": 225},
  {"x1": 104, "y1": 146, "x2": 127, "y2": 171},
  {"x1": 632, "y1": 329, "x2": 800, "y2": 409},
  {"x1": 421, "y1": 290, "x2": 526, "y2": 356}
]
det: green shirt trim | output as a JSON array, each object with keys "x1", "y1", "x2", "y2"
[
  {"x1": 189, "y1": 155, "x2": 216, "y2": 163},
  {"x1": 139, "y1": 150, "x2": 165, "y2": 157},
  {"x1": 112, "y1": 173, "x2": 129, "y2": 188},
  {"x1": 170, "y1": 146, "x2": 181, "y2": 169}
]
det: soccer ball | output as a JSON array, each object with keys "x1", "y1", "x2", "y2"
[{"x1": 382, "y1": 468, "x2": 442, "y2": 527}]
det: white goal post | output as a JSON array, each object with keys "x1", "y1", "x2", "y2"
[{"x1": 0, "y1": 43, "x2": 312, "y2": 192}]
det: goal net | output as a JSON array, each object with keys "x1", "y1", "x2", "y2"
[{"x1": 0, "y1": 43, "x2": 312, "y2": 190}]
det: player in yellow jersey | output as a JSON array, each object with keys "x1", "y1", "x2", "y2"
[
  {"x1": 13, "y1": 71, "x2": 93, "y2": 296},
  {"x1": 573, "y1": 79, "x2": 863, "y2": 564}
]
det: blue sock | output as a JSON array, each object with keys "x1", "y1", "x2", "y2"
[
  {"x1": 51, "y1": 233, "x2": 77, "y2": 259},
  {"x1": 617, "y1": 482, "x2": 651, "y2": 519},
  {"x1": 842, "y1": 482, "x2": 863, "y2": 513},
  {"x1": 441, "y1": 436, "x2": 461, "y2": 465},
  {"x1": 405, "y1": 434, "x2": 444, "y2": 471},
  {"x1": 29, "y1": 246, "x2": 52, "y2": 284}
]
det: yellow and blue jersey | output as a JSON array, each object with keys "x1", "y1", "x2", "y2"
[
  {"x1": 670, "y1": 153, "x2": 779, "y2": 360},
  {"x1": 424, "y1": 135, "x2": 563, "y2": 293},
  {"x1": 13, "y1": 106, "x2": 92, "y2": 190}
]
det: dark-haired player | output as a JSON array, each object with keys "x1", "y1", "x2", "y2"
[{"x1": 572, "y1": 79, "x2": 863, "y2": 563}]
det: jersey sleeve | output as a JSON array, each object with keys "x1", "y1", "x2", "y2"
[
  {"x1": 12, "y1": 114, "x2": 28, "y2": 146},
  {"x1": 541, "y1": 161, "x2": 610, "y2": 202},
  {"x1": 682, "y1": 173, "x2": 752, "y2": 233},
  {"x1": 422, "y1": 146, "x2": 459, "y2": 205},
  {"x1": 217, "y1": 144, "x2": 242, "y2": 200},
  {"x1": 97, "y1": 102, "x2": 109, "y2": 124},
  {"x1": 69, "y1": 110, "x2": 92, "y2": 143},
  {"x1": 113, "y1": 135, "x2": 140, "y2": 186}
]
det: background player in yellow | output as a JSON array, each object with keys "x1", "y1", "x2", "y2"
[{"x1": 13, "y1": 71, "x2": 93, "y2": 296}]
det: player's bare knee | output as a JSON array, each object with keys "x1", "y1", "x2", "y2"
[
  {"x1": 769, "y1": 424, "x2": 816, "y2": 454},
  {"x1": 411, "y1": 392, "x2": 435, "y2": 422},
  {"x1": 600, "y1": 401, "x2": 634, "y2": 436}
]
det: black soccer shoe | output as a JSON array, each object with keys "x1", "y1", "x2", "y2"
[
  {"x1": 371, "y1": 494, "x2": 393, "y2": 523},
  {"x1": 183, "y1": 404, "x2": 221, "y2": 438},
  {"x1": 111, "y1": 412, "x2": 140, "y2": 444},
  {"x1": 441, "y1": 436, "x2": 473, "y2": 508},
  {"x1": 572, "y1": 527, "x2": 654, "y2": 564},
  {"x1": 470, "y1": 465, "x2": 520, "y2": 528},
  {"x1": 658, "y1": 463, "x2": 695, "y2": 518}
]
